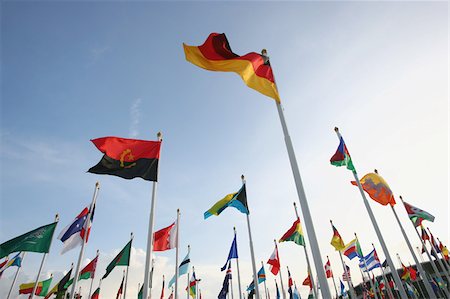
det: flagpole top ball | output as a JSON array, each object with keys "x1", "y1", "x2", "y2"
[
  {"x1": 177, "y1": 208, "x2": 180, "y2": 213},
  {"x1": 334, "y1": 127, "x2": 339, "y2": 132},
  {"x1": 241, "y1": 174, "x2": 245, "y2": 180},
  {"x1": 95, "y1": 181, "x2": 100, "y2": 188},
  {"x1": 157, "y1": 131, "x2": 162, "y2": 141},
  {"x1": 374, "y1": 169, "x2": 378, "y2": 174},
  {"x1": 55, "y1": 214, "x2": 59, "y2": 221}
]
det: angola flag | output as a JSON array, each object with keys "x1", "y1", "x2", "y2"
[
  {"x1": 103, "y1": 239, "x2": 132, "y2": 279},
  {"x1": 88, "y1": 136, "x2": 161, "y2": 181},
  {"x1": 19, "y1": 277, "x2": 53, "y2": 296},
  {"x1": 279, "y1": 218, "x2": 305, "y2": 246},
  {"x1": 330, "y1": 224, "x2": 345, "y2": 251},
  {"x1": 351, "y1": 172, "x2": 396, "y2": 206},
  {"x1": 183, "y1": 33, "x2": 280, "y2": 102},
  {"x1": 204, "y1": 184, "x2": 249, "y2": 219}
]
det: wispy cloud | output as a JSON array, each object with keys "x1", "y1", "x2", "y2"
[{"x1": 129, "y1": 98, "x2": 142, "y2": 138}]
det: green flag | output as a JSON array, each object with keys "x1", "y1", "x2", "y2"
[
  {"x1": 0, "y1": 222, "x2": 58, "y2": 258},
  {"x1": 103, "y1": 239, "x2": 132, "y2": 279},
  {"x1": 138, "y1": 283, "x2": 143, "y2": 299}
]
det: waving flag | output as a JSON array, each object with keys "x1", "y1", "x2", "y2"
[
  {"x1": 330, "y1": 134, "x2": 355, "y2": 171},
  {"x1": 169, "y1": 250, "x2": 190, "y2": 287},
  {"x1": 302, "y1": 273, "x2": 312, "y2": 288},
  {"x1": 188, "y1": 271, "x2": 197, "y2": 298},
  {"x1": 267, "y1": 246, "x2": 281, "y2": 275},
  {"x1": 287, "y1": 268, "x2": 293, "y2": 298},
  {"x1": 116, "y1": 274, "x2": 125, "y2": 299},
  {"x1": 343, "y1": 238, "x2": 362, "y2": 260},
  {"x1": 44, "y1": 267, "x2": 73, "y2": 299},
  {"x1": 58, "y1": 207, "x2": 91, "y2": 254},
  {"x1": 183, "y1": 33, "x2": 280, "y2": 102},
  {"x1": 91, "y1": 287, "x2": 100, "y2": 299},
  {"x1": 293, "y1": 285, "x2": 301, "y2": 299},
  {"x1": 88, "y1": 136, "x2": 162, "y2": 181},
  {"x1": 218, "y1": 262, "x2": 232, "y2": 299},
  {"x1": 275, "y1": 280, "x2": 281, "y2": 299},
  {"x1": 153, "y1": 221, "x2": 177, "y2": 251},
  {"x1": 19, "y1": 276, "x2": 53, "y2": 296},
  {"x1": 351, "y1": 172, "x2": 396, "y2": 206},
  {"x1": 359, "y1": 249, "x2": 381, "y2": 272},
  {"x1": 421, "y1": 225, "x2": 430, "y2": 241},
  {"x1": 279, "y1": 218, "x2": 305, "y2": 246},
  {"x1": 340, "y1": 279, "x2": 346, "y2": 297},
  {"x1": 65, "y1": 254, "x2": 98, "y2": 288},
  {"x1": 103, "y1": 239, "x2": 132, "y2": 279},
  {"x1": 221, "y1": 234, "x2": 238, "y2": 271},
  {"x1": 330, "y1": 225, "x2": 345, "y2": 251},
  {"x1": 258, "y1": 265, "x2": 266, "y2": 283},
  {"x1": 204, "y1": 184, "x2": 249, "y2": 219},
  {"x1": 342, "y1": 263, "x2": 351, "y2": 282},
  {"x1": 402, "y1": 201, "x2": 435, "y2": 227},
  {"x1": 0, "y1": 252, "x2": 22, "y2": 276},
  {"x1": 324, "y1": 258, "x2": 333, "y2": 278},
  {"x1": 439, "y1": 240, "x2": 449, "y2": 261}
]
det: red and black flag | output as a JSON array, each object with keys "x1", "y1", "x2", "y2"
[{"x1": 88, "y1": 136, "x2": 161, "y2": 181}]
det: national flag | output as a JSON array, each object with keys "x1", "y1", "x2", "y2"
[
  {"x1": 405, "y1": 281, "x2": 419, "y2": 297},
  {"x1": 302, "y1": 273, "x2": 312, "y2": 288},
  {"x1": 0, "y1": 221, "x2": 58, "y2": 258},
  {"x1": 342, "y1": 238, "x2": 363, "y2": 260},
  {"x1": 88, "y1": 136, "x2": 162, "y2": 181},
  {"x1": 381, "y1": 259, "x2": 388, "y2": 268},
  {"x1": 247, "y1": 280, "x2": 255, "y2": 292},
  {"x1": 351, "y1": 172, "x2": 396, "y2": 206},
  {"x1": 358, "y1": 249, "x2": 381, "y2": 272},
  {"x1": 429, "y1": 230, "x2": 441, "y2": 253},
  {"x1": 324, "y1": 258, "x2": 333, "y2": 278},
  {"x1": 293, "y1": 285, "x2": 301, "y2": 299},
  {"x1": 116, "y1": 274, "x2": 125, "y2": 299},
  {"x1": 267, "y1": 246, "x2": 281, "y2": 275},
  {"x1": 307, "y1": 288, "x2": 314, "y2": 299},
  {"x1": 287, "y1": 268, "x2": 293, "y2": 299},
  {"x1": 204, "y1": 184, "x2": 249, "y2": 219},
  {"x1": 279, "y1": 218, "x2": 305, "y2": 246},
  {"x1": 330, "y1": 134, "x2": 355, "y2": 171},
  {"x1": 58, "y1": 207, "x2": 92, "y2": 254},
  {"x1": 275, "y1": 280, "x2": 281, "y2": 299},
  {"x1": 221, "y1": 234, "x2": 238, "y2": 271},
  {"x1": 342, "y1": 264, "x2": 351, "y2": 281},
  {"x1": 0, "y1": 252, "x2": 22, "y2": 276},
  {"x1": 19, "y1": 276, "x2": 53, "y2": 296},
  {"x1": 402, "y1": 201, "x2": 435, "y2": 227},
  {"x1": 183, "y1": 33, "x2": 280, "y2": 102},
  {"x1": 421, "y1": 225, "x2": 430, "y2": 241},
  {"x1": 330, "y1": 224, "x2": 345, "y2": 251},
  {"x1": 401, "y1": 263, "x2": 410, "y2": 281},
  {"x1": 159, "y1": 276, "x2": 165, "y2": 299},
  {"x1": 248, "y1": 288, "x2": 255, "y2": 299},
  {"x1": 169, "y1": 250, "x2": 190, "y2": 287},
  {"x1": 45, "y1": 267, "x2": 73, "y2": 299},
  {"x1": 188, "y1": 271, "x2": 197, "y2": 298},
  {"x1": 153, "y1": 221, "x2": 177, "y2": 251},
  {"x1": 65, "y1": 255, "x2": 99, "y2": 288},
  {"x1": 340, "y1": 279, "x2": 346, "y2": 296},
  {"x1": 439, "y1": 240, "x2": 449, "y2": 261},
  {"x1": 103, "y1": 239, "x2": 132, "y2": 279},
  {"x1": 91, "y1": 287, "x2": 100, "y2": 299},
  {"x1": 258, "y1": 265, "x2": 266, "y2": 283},
  {"x1": 138, "y1": 283, "x2": 143, "y2": 299},
  {"x1": 408, "y1": 265, "x2": 417, "y2": 281}
]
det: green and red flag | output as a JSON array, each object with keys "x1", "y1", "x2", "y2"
[
  {"x1": 65, "y1": 255, "x2": 99, "y2": 288},
  {"x1": 330, "y1": 134, "x2": 355, "y2": 172},
  {"x1": 91, "y1": 287, "x2": 100, "y2": 299},
  {"x1": 402, "y1": 201, "x2": 435, "y2": 227},
  {"x1": 44, "y1": 267, "x2": 73, "y2": 299},
  {"x1": 401, "y1": 264, "x2": 410, "y2": 281},
  {"x1": 19, "y1": 276, "x2": 53, "y2": 296},
  {"x1": 88, "y1": 136, "x2": 161, "y2": 181},
  {"x1": 279, "y1": 218, "x2": 305, "y2": 246},
  {"x1": 330, "y1": 224, "x2": 345, "y2": 251},
  {"x1": 0, "y1": 221, "x2": 58, "y2": 258},
  {"x1": 102, "y1": 239, "x2": 132, "y2": 279},
  {"x1": 351, "y1": 172, "x2": 396, "y2": 206},
  {"x1": 183, "y1": 33, "x2": 280, "y2": 102}
]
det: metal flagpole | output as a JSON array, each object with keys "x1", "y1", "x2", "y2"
[
  {"x1": 391, "y1": 197, "x2": 435, "y2": 298},
  {"x1": 230, "y1": 263, "x2": 235, "y2": 299},
  {"x1": 149, "y1": 258, "x2": 155, "y2": 299},
  {"x1": 395, "y1": 254, "x2": 414, "y2": 299},
  {"x1": 261, "y1": 262, "x2": 267, "y2": 299},
  {"x1": 327, "y1": 256, "x2": 339, "y2": 299},
  {"x1": 429, "y1": 230, "x2": 450, "y2": 274},
  {"x1": 292, "y1": 202, "x2": 317, "y2": 299},
  {"x1": 241, "y1": 175, "x2": 261, "y2": 299},
  {"x1": 70, "y1": 182, "x2": 100, "y2": 299},
  {"x1": 333, "y1": 128, "x2": 407, "y2": 299},
  {"x1": 123, "y1": 233, "x2": 133, "y2": 299},
  {"x1": 338, "y1": 251, "x2": 356, "y2": 299},
  {"x1": 426, "y1": 228, "x2": 450, "y2": 283},
  {"x1": 30, "y1": 214, "x2": 59, "y2": 299},
  {"x1": 175, "y1": 209, "x2": 180, "y2": 299},
  {"x1": 187, "y1": 245, "x2": 191, "y2": 299},
  {"x1": 87, "y1": 249, "x2": 99, "y2": 299},
  {"x1": 437, "y1": 238, "x2": 450, "y2": 271},
  {"x1": 273, "y1": 240, "x2": 286, "y2": 299},
  {"x1": 409, "y1": 262, "x2": 426, "y2": 299},
  {"x1": 234, "y1": 227, "x2": 243, "y2": 299},
  {"x1": 355, "y1": 234, "x2": 378, "y2": 299},
  {"x1": 274, "y1": 99, "x2": 332, "y2": 299},
  {"x1": 144, "y1": 132, "x2": 162, "y2": 299},
  {"x1": 6, "y1": 252, "x2": 26, "y2": 299},
  {"x1": 375, "y1": 250, "x2": 394, "y2": 299}
]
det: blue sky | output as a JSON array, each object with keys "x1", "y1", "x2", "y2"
[{"x1": 1, "y1": 1, "x2": 448, "y2": 299}]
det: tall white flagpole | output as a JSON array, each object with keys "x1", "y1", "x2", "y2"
[
  {"x1": 334, "y1": 128, "x2": 408, "y2": 299},
  {"x1": 338, "y1": 251, "x2": 356, "y2": 299},
  {"x1": 175, "y1": 209, "x2": 180, "y2": 299},
  {"x1": 230, "y1": 262, "x2": 235, "y2": 299},
  {"x1": 123, "y1": 233, "x2": 133, "y2": 299},
  {"x1": 390, "y1": 196, "x2": 435, "y2": 298},
  {"x1": 274, "y1": 98, "x2": 332, "y2": 299},
  {"x1": 370, "y1": 242, "x2": 394, "y2": 299},
  {"x1": 292, "y1": 202, "x2": 318, "y2": 299},
  {"x1": 241, "y1": 175, "x2": 260, "y2": 299},
  {"x1": 6, "y1": 252, "x2": 26, "y2": 299},
  {"x1": 144, "y1": 132, "x2": 162, "y2": 299},
  {"x1": 87, "y1": 249, "x2": 99, "y2": 299},
  {"x1": 261, "y1": 261, "x2": 268, "y2": 299},
  {"x1": 273, "y1": 240, "x2": 286, "y2": 299},
  {"x1": 30, "y1": 214, "x2": 59, "y2": 299},
  {"x1": 69, "y1": 182, "x2": 100, "y2": 299},
  {"x1": 186, "y1": 245, "x2": 191, "y2": 299},
  {"x1": 234, "y1": 227, "x2": 243, "y2": 299},
  {"x1": 355, "y1": 234, "x2": 378, "y2": 299}
]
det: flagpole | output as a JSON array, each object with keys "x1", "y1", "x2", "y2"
[
  {"x1": 437, "y1": 238, "x2": 450, "y2": 270},
  {"x1": 175, "y1": 209, "x2": 180, "y2": 299},
  {"x1": 30, "y1": 214, "x2": 59, "y2": 299},
  {"x1": 292, "y1": 202, "x2": 317, "y2": 299},
  {"x1": 234, "y1": 227, "x2": 243, "y2": 299},
  {"x1": 143, "y1": 132, "x2": 162, "y2": 299},
  {"x1": 355, "y1": 234, "x2": 378, "y2": 299},
  {"x1": 338, "y1": 251, "x2": 356, "y2": 299},
  {"x1": 69, "y1": 182, "x2": 100, "y2": 299},
  {"x1": 241, "y1": 175, "x2": 261, "y2": 299},
  {"x1": 261, "y1": 262, "x2": 268, "y2": 299},
  {"x1": 429, "y1": 230, "x2": 450, "y2": 273},
  {"x1": 327, "y1": 256, "x2": 339, "y2": 299},
  {"x1": 187, "y1": 245, "x2": 191, "y2": 299},
  {"x1": 409, "y1": 262, "x2": 425, "y2": 299},
  {"x1": 122, "y1": 233, "x2": 133, "y2": 299},
  {"x1": 275, "y1": 101, "x2": 332, "y2": 299},
  {"x1": 372, "y1": 245, "x2": 394, "y2": 299},
  {"x1": 390, "y1": 196, "x2": 435, "y2": 298},
  {"x1": 230, "y1": 262, "x2": 235, "y2": 299},
  {"x1": 395, "y1": 254, "x2": 412, "y2": 298},
  {"x1": 273, "y1": 240, "x2": 286, "y2": 299},
  {"x1": 87, "y1": 249, "x2": 99, "y2": 299},
  {"x1": 6, "y1": 252, "x2": 26, "y2": 299},
  {"x1": 426, "y1": 227, "x2": 450, "y2": 283},
  {"x1": 334, "y1": 128, "x2": 407, "y2": 299}
]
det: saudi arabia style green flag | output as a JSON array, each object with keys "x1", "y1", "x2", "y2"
[
  {"x1": 103, "y1": 239, "x2": 132, "y2": 279},
  {"x1": 0, "y1": 222, "x2": 58, "y2": 258}
]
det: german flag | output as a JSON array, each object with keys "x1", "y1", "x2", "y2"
[
  {"x1": 183, "y1": 33, "x2": 280, "y2": 102},
  {"x1": 88, "y1": 136, "x2": 161, "y2": 181}
]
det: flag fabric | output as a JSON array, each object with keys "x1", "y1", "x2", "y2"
[
  {"x1": 19, "y1": 277, "x2": 53, "y2": 296},
  {"x1": 221, "y1": 234, "x2": 238, "y2": 271},
  {"x1": 302, "y1": 273, "x2": 312, "y2": 288},
  {"x1": 342, "y1": 264, "x2": 351, "y2": 282},
  {"x1": 88, "y1": 136, "x2": 162, "y2": 181},
  {"x1": 381, "y1": 259, "x2": 388, "y2": 268},
  {"x1": 168, "y1": 250, "x2": 190, "y2": 287},
  {"x1": 45, "y1": 268, "x2": 73, "y2": 299},
  {"x1": 247, "y1": 280, "x2": 255, "y2": 292},
  {"x1": 137, "y1": 284, "x2": 143, "y2": 299},
  {"x1": 91, "y1": 287, "x2": 100, "y2": 299},
  {"x1": 66, "y1": 255, "x2": 99, "y2": 288},
  {"x1": 421, "y1": 225, "x2": 430, "y2": 241},
  {"x1": 0, "y1": 222, "x2": 58, "y2": 258},
  {"x1": 402, "y1": 201, "x2": 435, "y2": 227},
  {"x1": 287, "y1": 268, "x2": 293, "y2": 299},
  {"x1": 0, "y1": 252, "x2": 22, "y2": 276},
  {"x1": 409, "y1": 266, "x2": 417, "y2": 281},
  {"x1": 275, "y1": 280, "x2": 281, "y2": 299},
  {"x1": 429, "y1": 231, "x2": 441, "y2": 253},
  {"x1": 116, "y1": 275, "x2": 125, "y2": 299},
  {"x1": 188, "y1": 271, "x2": 197, "y2": 298},
  {"x1": 351, "y1": 172, "x2": 396, "y2": 206},
  {"x1": 267, "y1": 246, "x2": 281, "y2": 275},
  {"x1": 183, "y1": 32, "x2": 280, "y2": 102},
  {"x1": 324, "y1": 259, "x2": 333, "y2": 278},
  {"x1": 153, "y1": 222, "x2": 177, "y2": 251},
  {"x1": 330, "y1": 224, "x2": 345, "y2": 251},
  {"x1": 204, "y1": 184, "x2": 249, "y2": 219},
  {"x1": 307, "y1": 288, "x2": 314, "y2": 299},
  {"x1": 439, "y1": 240, "x2": 449, "y2": 260},
  {"x1": 359, "y1": 249, "x2": 381, "y2": 272},
  {"x1": 58, "y1": 207, "x2": 91, "y2": 254},
  {"x1": 330, "y1": 135, "x2": 355, "y2": 171},
  {"x1": 293, "y1": 285, "x2": 301, "y2": 299},
  {"x1": 103, "y1": 239, "x2": 132, "y2": 279},
  {"x1": 248, "y1": 288, "x2": 255, "y2": 299},
  {"x1": 159, "y1": 276, "x2": 165, "y2": 299},
  {"x1": 258, "y1": 265, "x2": 266, "y2": 283},
  {"x1": 340, "y1": 279, "x2": 346, "y2": 296},
  {"x1": 279, "y1": 218, "x2": 305, "y2": 246},
  {"x1": 401, "y1": 263, "x2": 410, "y2": 281},
  {"x1": 342, "y1": 238, "x2": 363, "y2": 260}
]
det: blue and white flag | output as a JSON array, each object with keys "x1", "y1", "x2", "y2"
[
  {"x1": 340, "y1": 279, "x2": 346, "y2": 296},
  {"x1": 58, "y1": 207, "x2": 90, "y2": 254},
  {"x1": 221, "y1": 234, "x2": 238, "y2": 271},
  {"x1": 293, "y1": 285, "x2": 301, "y2": 299},
  {"x1": 359, "y1": 249, "x2": 381, "y2": 272},
  {"x1": 168, "y1": 250, "x2": 190, "y2": 287}
]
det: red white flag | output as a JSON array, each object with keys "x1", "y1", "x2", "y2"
[
  {"x1": 325, "y1": 258, "x2": 333, "y2": 278},
  {"x1": 267, "y1": 246, "x2": 281, "y2": 275},
  {"x1": 153, "y1": 222, "x2": 177, "y2": 251}
]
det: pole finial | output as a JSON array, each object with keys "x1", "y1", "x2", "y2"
[
  {"x1": 157, "y1": 131, "x2": 163, "y2": 141},
  {"x1": 177, "y1": 208, "x2": 180, "y2": 213},
  {"x1": 374, "y1": 169, "x2": 378, "y2": 174},
  {"x1": 96, "y1": 249, "x2": 100, "y2": 255},
  {"x1": 241, "y1": 174, "x2": 245, "y2": 180},
  {"x1": 334, "y1": 127, "x2": 339, "y2": 133},
  {"x1": 354, "y1": 232, "x2": 357, "y2": 238},
  {"x1": 293, "y1": 202, "x2": 296, "y2": 207},
  {"x1": 55, "y1": 213, "x2": 60, "y2": 222},
  {"x1": 131, "y1": 232, "x2": 134, "y2": 239},
  {"x1": 95, "y1": 181, "x2": 100, "y2": 188}
]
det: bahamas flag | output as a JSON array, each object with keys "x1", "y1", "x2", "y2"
[{"x1": 204, "y1": 184, "x2": 249, "y2": 219}]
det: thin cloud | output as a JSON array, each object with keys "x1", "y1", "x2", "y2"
[{"x1": 129, "y1": 98, "x2": 142, "y2": 138}]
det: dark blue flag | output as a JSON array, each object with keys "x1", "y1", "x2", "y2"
[
  {"x1": 221, "y1": 234, "x2": 238, "y2": 271},
  {"x1": 218, "y1": 262, "x2": 232, "y2": 299}
]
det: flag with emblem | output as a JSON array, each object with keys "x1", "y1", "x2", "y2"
[
  {"x1": 103, "y1": 239, "x2": 132, "y2": 279},
  {"x1": 402, "y1": 201, "x2": 435, "y2": 227}
]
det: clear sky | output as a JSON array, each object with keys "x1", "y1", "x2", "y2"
[{"x1": 1, "y1": 1, "x2": 448, "y2": 299}]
